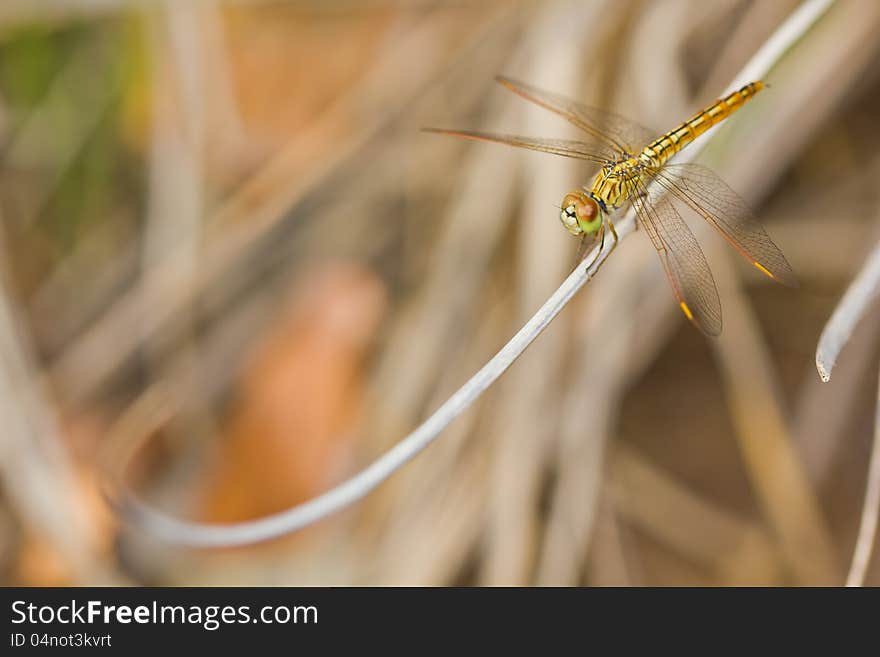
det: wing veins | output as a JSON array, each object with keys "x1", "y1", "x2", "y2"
[
  {"x1": 423, "y1": 128, "x2": 613, "y2": 164},
  {"x1": 628, "y1": 177, "x2": 722, "y2": 336},
  {"x1": 654, "y1": 164, "x2": 797, "y2": 286},
  {"x1": 496, "y1": 76, "x2": 655, "y2": 155}
]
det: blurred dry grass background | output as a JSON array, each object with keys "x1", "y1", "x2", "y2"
[{"x1": 0, "y1": 0, "x2": 879, "y2": 586}]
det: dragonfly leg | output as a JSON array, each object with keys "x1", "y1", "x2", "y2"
[
  {"x1": 608, "y1": 217, "x2": 619, "y2": 246},
  {"x1": 579, "y1": 223, "x2": 605, "y2": 272},
  {"x1": 588, "y1": 218, "x2": 619, "y2": 276},
  {"x1": 575, "y1": 217, "x2": 621, "y2": 274}
]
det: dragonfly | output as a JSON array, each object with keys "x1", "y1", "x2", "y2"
[{"x1": 425, "y1": 77, "x2": 797, "y2": 336}]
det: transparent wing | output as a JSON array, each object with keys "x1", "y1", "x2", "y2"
[
  {"x1": 423, "y1": 128, "x2": 615, "y2": 164},
  {"x1": 629, "y1": 177, "x2": 722, "y2": 336},
  {"x1": 497, "y1": 76, "x2": 656, "y2": 154},
  {"x1": 654, "y1": 163, "x2": 798, "y2": 286}
]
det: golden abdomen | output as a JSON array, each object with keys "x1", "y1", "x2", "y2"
[{"x1": 640, "y1": 81, "x2": 764, "y2": 166}]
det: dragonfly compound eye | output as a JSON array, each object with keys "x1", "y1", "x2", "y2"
[
  {"x1": 560, "y1": 205, "x2": 579, "y2": 232},
  {"x1": 560, "y1": 192, "x2": 601, "y2": 236}
]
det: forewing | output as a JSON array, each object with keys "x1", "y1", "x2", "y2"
[
  {"x1": 654, "y1": 163, "x2": 797, "y2": 286},
  {"x1": 629, "y1": 178, "x2": 722, "y2": 336},
  {"x1": 423, "y1": 128, "x2": 614, "y2": 164},
  {"x1": 496, "y1": 76, "x2": 656, "y2": 154}
]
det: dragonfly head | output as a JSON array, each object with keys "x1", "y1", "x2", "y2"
[{"x1": 560, "y1": 191, "x2": 602, "y2": 236}]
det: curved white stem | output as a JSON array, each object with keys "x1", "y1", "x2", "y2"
[{"x1": 112, "y1": 0, "x2": 836, "y2": 547}]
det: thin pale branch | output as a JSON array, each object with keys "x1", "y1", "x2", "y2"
[
  {"x1": 113, "y1": 219, "x2": 633, "y2": 547},
  {"x1": 845, "y1": 368, "x2": 880, "y2": 586},
  {"x1": 109, "y1": 0, "x2": 836, "y2": 547},
  {"x1": 816, "y1": 238, "x2": 880, "y2": 382}
]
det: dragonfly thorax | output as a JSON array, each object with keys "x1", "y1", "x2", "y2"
[
  {"x1": 589, "y1": 157, "x2": 647, "y2": 212},
  {"x1": 560, "y1": 191, "x2": 602, "y2": 236}
]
